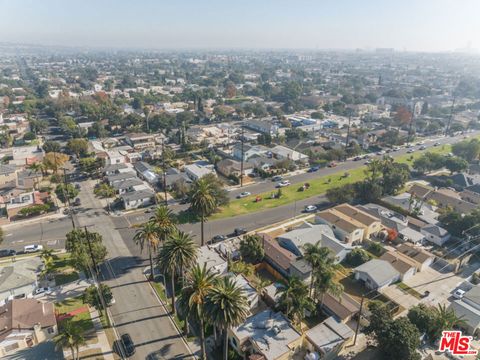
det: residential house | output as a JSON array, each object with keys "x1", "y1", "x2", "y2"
[
  {"x1": 322, "y1": 293, "x2": 360, "y2": 323},
  {"x1": 305, "y1": 317, "x2": 354, "y2": 360},
  {"x1": 16, "y1": 170, "x2": 42, "y2": 190},
  {"x1": 103, "y1": 163, "x2": 132, "y2": 176},
  {"x1": 134, "y1": 161, "x2": 159, "y2": 187},
  {"x1": 120, "y1": 189, "x2": 155, "y2": 210},
  {"x1": 124, "y1": 132, "x2": 156, "y2": 150},
  {"x1": 276, "y1": 223, "x2": 352, "y2": 263},
  {"x1": 461, "y1": 184, "x2": 480, "y2": 205},
  {"x1": 112, "y1": 178, "x2": 148, "y2": 194},
  {"x1": 354, "y1": 259, "x2": 400, "y2": 290},
  {"x1": 270, "y1": 145, "x2": 309, "y2": 163},
  {"x1": 197, "y1": 246, "x2": 228, "y2": 275},
  {"x1": 232, "y1": 144, "x2": 269, "y2": 162},
  {"x1": 358, "y1": 203, "x2": 408, "y2": 232},
  {"x1": 409, "y1": 183, "x2": 477, "y2": 214},
  {"x1": 382, "y1": 192, "x2": 440, "y2": 225},
  {"x1": 0, "y1": 299, "x2": 58, "y2": 357},
  {"x1": 379, "y1": 251, "x2": 417, "y2": 281},
  {"x1": 107, "y1": 171, "x2": 137, "y2": 186},
  {"x1": 0, "y1": 258, "x2": 42, "y2": 305},
  {"x1": 184, "y1": 161, "x2": 216, "y2": 181},
  {"x1": 262, "y1": 234, "x2": 297, "y2": 277},
  {"x1": 164, "y1": 168, "x2": 191, "y2": 190},
  {"x1": 420, "y1": 224, "x2": 451, "y2": 246},
  {"x1": 229, "y1": 310, "x2": 303, "y2": 360},
  {"x1": 230, "y1": 274, "x2": 259, "y2": 312},
  {"x1": 397, "y1": 243, "x2": 435, "y2": 271},
  {"x1": 216, "y1": 158, "x2": 254, "y2": 178},
  {"x1": 450, "y1": 286, "x2": 480, "y2": 335},
  {"x1": 334, "y1": 204, "x2": 382, "y2": 239},
  {"x1": 10, "y1": 146, "x2": 44, "y2": 166},
  {"x1": 5, "y1": 191, "x2": 47, "y2": 219},
  {"x1": 0, "y1": 164, "x2": 17, "y2": 189},
  {"x1": 244, "y1": 119, "x2": 279, "y2": 136}
]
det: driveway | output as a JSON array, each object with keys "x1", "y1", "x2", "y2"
[{"x1": 37, "y1": 278, "x2": 93, "y2": 302}]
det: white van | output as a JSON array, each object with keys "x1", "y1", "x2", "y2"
[{"x1": 24, "y1": 245, "x2": 43, "y2": 253}]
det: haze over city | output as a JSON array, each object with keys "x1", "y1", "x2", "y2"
[{"x1": 1, "y1": 0, "x2": 480, "y2": 51}]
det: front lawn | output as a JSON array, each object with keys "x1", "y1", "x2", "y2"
[
  {"x1": 52, "y1": 254, "x2": 80, "y2": 286},
  {"x1": 55, "y1": 296, "x2": 94, "y2": 334},
  {"x1": 211, "y1": 144, "x2": 454, "y2": 220}
]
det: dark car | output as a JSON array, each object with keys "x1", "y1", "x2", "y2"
[
  {"x1": 73, "y1": 198, "x2": 81, "y2": 206},
  {"x1": 307, "y1": 166, "x2": 319, "y2": 172},
  {"x1": 210, "y1": 235, "x2": 228, "y2": 244},
  {"x1": 233, "y1": 228, "x2": 247, "y2": 236},
  {"x1": 121, "y1": 334, "x2": 136, "y2": 357},
  {"x1": 0, "y1": 249, "x2": 16, "y2": 258},
  {"x1": 179, "y1": 197, "x2": 189, "y2": 205}
]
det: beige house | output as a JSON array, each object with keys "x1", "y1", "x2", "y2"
[
  {"x1": 315, "y1": 204, "x2": 381, "y2": 244},
  {"x1": 0, "y1": 299, "x2": 58, "y2": 357}
]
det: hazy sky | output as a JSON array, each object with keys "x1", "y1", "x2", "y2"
[{"x1": 1, "y1": 0, "x2": 479, "y2": 51}]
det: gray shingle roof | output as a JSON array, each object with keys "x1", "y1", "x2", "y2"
[{"x1": 354, "y1": 259, "x2": 400, "y2": 287}]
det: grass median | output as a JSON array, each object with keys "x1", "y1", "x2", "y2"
[{"x1": 211, "y1": 144, "x2": 453, "y2": 220}]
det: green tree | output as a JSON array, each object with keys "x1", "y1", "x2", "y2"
[
  {"x1": 157, "y1": 230, "x2": 198, "y2": 315},
  {"x1": 326, "y1": 183, "x2": 356, "y2": 204},
  {"x1": 133, "y1": 220, "x2": 160, "y2": 281},
  {"x1": 452, "y1": 138, "x2": 480, "y2": 162},
  {"x1": 205, "y1": 277, "x2": 249, "y2": 360},
  {"x1": 55, "y1": 183, "x2": 79, "y2": 204},
  {"x1": 43, "y1": 152, "x2": 69, "y2": 173},
  {"x1": 150, "y1": 205, "x2": 177, "y2": 242},
  {"x1": 178, "y1": 264, "x2": 217, "y2": 359},
  {"x1": 67, "y1": 138, "x2": 89, "y2": 158},
  {"x1": 431, "y1": 304, "x2": 466, "y2": 341},
  {"x1": 239, "y1": 235, "x2": 264, "y2": 263},
  {"x1": 65, "y1": 229, "x2": 107, "y2": 273},
  {"x1": 445, "y1": 156, "x2": 468, "y2": 174},
  {"x1": 276, "y1": 276, "x2": 314, "y2": 325},
  {"x1": 381, "y1": 158, "x2": 410, "y2": 195},
  {"x1": 83, "y1": 284, "x2": 113, "y2": 317},
  {"x1": 407, "y1": 304, "x2": 436, "y2": 337},
  {"x1": 54, "y1": 319, "x2": 86, "y2": 360},
  {"x1": 78, "y1": 157, "x2": 103, "y2": 175},
  {"x1": 94, "y1": 183, "x2": 115, "y2": 198},
  {"x1": 344, "y1": 248, "x2": 372, "y2": 267},
  {"x1": 190, "y1": 178, "x2": 217, "y2": 246}
]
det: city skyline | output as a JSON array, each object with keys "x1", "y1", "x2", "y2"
[{"x1": 1, "y1": 0, "x2": 480, "y2": 52}]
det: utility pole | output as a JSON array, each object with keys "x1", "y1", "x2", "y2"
[
  {"x1": 353, "y1": 295, "x2": 365, "y2": 346},
  {"x1": 407, "y1": 102, "x2": 416, "y2": 145},
  {"x1": 240, "y1": 127, "x2": 245, "y2": 187},
  {"x1": 445, "y1": 97, "x2": 456, "y2": 136},
  {"x1": 344, "y1": 113, "x2": 352, "y2": 161},
  {"x1": 161, "y1": 139, "x2": 168, "y2": 206},
  {"x1": 62, "y1": 168, "x2": 75, "y2": 229}
]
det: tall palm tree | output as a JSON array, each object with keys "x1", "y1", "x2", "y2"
[
  {"x1": 133, "y1": 220, "x2": 160, "y2": 280},
  {"x1": 54, "y1": 320, "x2": 86, "y2": 360},
  {"x1": 303, "y1": 243, "x2": 333, "y2": 296},
  {"x1": 315, "y1": 267, "x2": 344, "y2": 308},
  {"x1": 204, "y1": 277, "x2": 249, "y2": 360},
  {"x1": 431, "y1": 304, "x2": 467, "y2": 340},
  {"x1": 27, "y1": 162, "x2": 44, "y2": 189},
  {"x1": 276, "y1": 276, "x2": 314, "y2": 325},
  {"x1": 157, "y1": 230, "x2": 198, "y2": 315},
  {"x1": 178, "y1": 264, "x2": 217, "y2": 360},
  {"x1": 150, "y1": 205, "x2": 177, "y2": 243},
  {"x1": 189, "y1": 178, "x2": 217, "y2": 246}
]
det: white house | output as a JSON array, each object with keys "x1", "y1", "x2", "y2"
[
  {"x1": 420, "y1": 224, "x2": 451, "y2": 246},
  {"x1": 120, "y1": 189, "x2": 155, "y2": 210}
]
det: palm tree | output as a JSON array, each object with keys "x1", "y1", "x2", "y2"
[
  {"x1": 150, "y1": 205, "x2": 177, "y2": 243},
  {"x1": 204, "y1": 277, "x2": 249, "y2": 360},
  {"x1": 157, "y1": 230, "x2": 198, "y2": 315},
  {"x1": 178, "y1": 264, "x2": 217, "y2": 360},
  {"x1": 27, "y1": 162, "x2": 44, "y2": 189},
  {"x1": 431, "y1": 304, "x2": 467, "y2": 340},
  {"x1": 314, "y1": 267, "x2": 344, "y2": 308},
  {"x1": 303, "y1": 242, "x2": 333, "y2": 296},
  {"x1": 276, "y1": 276, "x2": 314, "y2": 325},
  {"x1": 54, "y1": 320, "x2": 86, "y2": 360},
  {"x1": 189, "y1": 178, "x2": 217, "y2": 246},
  {"x1": 133, "y1": 220, "x2": 160, "y2": 280}
]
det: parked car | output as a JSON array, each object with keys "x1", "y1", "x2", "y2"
[
  {"x1": 179, "y1": 197, "x2": 189, "y2": 205},
  {"x1": 453, "y1": 289, "x2": 466, "y2": 299},
  {"x1": 233, "y1": 228, "x2": 247, "y2": 236},
  {"x1": 307, "y1": 166, "x2": 320, "y2": 172},
  {"x1": 277, "y1": 180, "x2": 291, "y2": 187},
  {"x1": 34, "y1": 287, "x2": 51, "y2": 295},
  {"x1": 419, "y1": 145, "x2": 427, "y2": 150},
  {"x1": 211, "y1": 235, "x2": 228, "y2": 243},
  {"x1": 73, "y1": 198, "x2": 81, "y2": 206},
  {"x1": 407, "y1": 149, "x2": 415, "y2": 154},
  {"x1": 304, "y1": 205, "x2": 318, "y2": 213},
  {"x1": 24, "y1": 245, "x2": 43, "y2": 253},
  {"x1": 328, "y1": 162, "x2": 337, "y2": 167},
  {"x1": 353, "y1": 156, "x2": 362, "y2": 161},
  {"x1": 376, "y1": 150, "x2": 385, "y2": 155},
  {"x1": 121, "y1": 334, "x2": 136, "y2": 357},
  {"x1": 271, "y1": 175, "x2": 283, "y2": 182},
  {"x1": 434, "y1": 142, "x2": 441, "y2": 146},
  {"x1": 0, "y1": 249, "x2": 16, "y2": 258},
  {"x1": 237, "y1": 191, "x2": 251, "y2": 199},
  {"x1": 74, "y1": 183, "x2": 81, "y2": 190}
]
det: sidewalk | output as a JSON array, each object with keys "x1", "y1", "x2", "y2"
[{"x1": 2, "y1": 211, "x2": 67, "y2": 230}]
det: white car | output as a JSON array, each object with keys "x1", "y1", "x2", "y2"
[
  {"x1": 24, "y1": 245, "x2": 43, "y2": 253},
  {"x1": 453, "y1": 289, "x2": 466, "y2": 299},
  {"x1": 237, "y1": 191, "x2": 251, "y2": 199},
  {"x1": 34, "y1": 287, "x2": 51, "y2": 295},
  {"x1": 277, "y1": 180, "x2": 291, "y2": 187},
  {"x1": 304, "y1": 205, "x2": 317, "y2": 213},
  {"x1": 419, "y1": 145, "x2": 427, "y2": 150},
  {"x1": 407, "y1": 149, "x2": 415, "y2": 154},
  {"x1": 434, "y1": 142, "x2": 441, "y2": 146}
]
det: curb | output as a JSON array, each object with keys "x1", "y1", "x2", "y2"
[{"x1": 146, "y1": 276, "x2": 197, "y2": 359}]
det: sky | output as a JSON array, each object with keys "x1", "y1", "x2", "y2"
[{"x1": 1, "y1": 0, "x2": 480, "y2": 52}]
